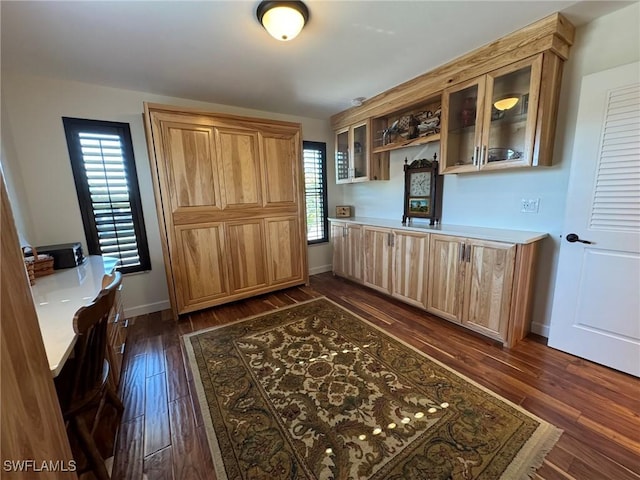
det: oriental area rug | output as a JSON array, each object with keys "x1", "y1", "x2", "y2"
[{"x1": 183, "y1": 298, "x2": 561, "y2": 480}]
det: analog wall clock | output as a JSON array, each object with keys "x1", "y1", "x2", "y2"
[{"x1": 402, "y1": 157, "x2": 443, "y2": 225}]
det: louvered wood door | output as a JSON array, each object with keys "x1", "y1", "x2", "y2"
[
  {"x1": 548, "y1": 62, "x2": 640, "y2": 377},
  {"x1": 461, "y1": 240, "x2": 515, "y2": 342},
  {"x1": 392, "y1": 231, "x2": 429, "y2": 308}
]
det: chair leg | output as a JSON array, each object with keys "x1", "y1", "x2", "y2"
[
  {"x1": 72, "y1": 415, "x2": 110, "y2": 480},
  {"x1": 106, "y1": 386, "x2": 125, "y2": 415}
]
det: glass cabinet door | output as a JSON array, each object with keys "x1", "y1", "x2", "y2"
[
  {"x1": 481, "y1": 56, "x2": 542, "y2": 169},
  {"x1": 335, "y1": 128, "x2": 350, "y2": 183},
  {"x1": 351, "y1": 122, "x2": 369, "y2": 181},
  {"x1": 441, "y1": 78, "x2": 485, "y2": 173}
]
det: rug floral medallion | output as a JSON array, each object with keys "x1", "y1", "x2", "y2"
[{"x1": 184, "y1": 298, "x2": 561, "y2": 480}]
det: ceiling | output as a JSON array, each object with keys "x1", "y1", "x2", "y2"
[{"x1": 1, "y1": 1, "x2": 633, "y2": 119}]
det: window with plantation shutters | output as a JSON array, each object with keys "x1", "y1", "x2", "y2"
[
  {"x1": 303, "y1": 141, "x2": 328, "y2": 244},
  {"x1": 63, "y1": 118, "x2": 151, "y2": 274}
]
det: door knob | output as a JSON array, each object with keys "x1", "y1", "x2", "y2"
[{"x1": 566, "y1": 233, "x2": 592, "y2": 244}]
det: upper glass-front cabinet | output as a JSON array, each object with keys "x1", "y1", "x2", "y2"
[
  {"x1": 335, "y1": 121, "x2": 371, "y2": 184},
  {"x1": 440, "y1": 55, "x2": 542, "y2": 174}
]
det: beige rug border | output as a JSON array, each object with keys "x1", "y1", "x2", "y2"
[{"x1": 183, "y1": 296, "x2": 562, "y2": 480}]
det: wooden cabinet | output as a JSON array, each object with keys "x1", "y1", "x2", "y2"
[
  {"x1": 331, "y1": 15, "x2": 574, "y2": 175},
  {"x1": 391, "y1": 230, "x2": 430, "y2": 308},
  {"x1": 427, "y1": 235, "x2": 516, "y2": 342},
  {"x1": 331, "y1": 222, "x2": 362, "y2": 281},
  {"x1": 362, "y1": 226, "x2": 393, "y2": 294},
  {"x1": 144, "y1": 104, "x2": 308, "y2": 316},
  {"x1": 361, "y1": 226, "x2": 431, "y2": 308},
  {"x1": 106, "y1": 284, "x2": 127, "y2": 388},
  {"x1": 336, "y1": 120, "x2": 389, "y2": 184},
  {"x1": 440, "y1": 54, "x2": 562, "y2": 173},
  {"x1": 330, "y1": 219, "x2": 541, "y2": 347}
]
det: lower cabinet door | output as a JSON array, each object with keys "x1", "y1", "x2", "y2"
[
  {"x1": 226, "y1": 220, "x2": 268, "y2": 294},
  {"x1": 266, "y1": 216, "x2": 303, "y2": 285},
  {"x1": 331, "y1": 222, "x2": 347, "y2": 276},
  {"x1": 427, "y1": 234, "x2": 465, "y2": 322},
  {"x1": 362, "y1": 226, "x2": 393, "y2": 294},
  {"x1": 392, "y1": 231, "x2": 429, "y2": 308},
  {"x1": 173, "y1": 223, "x2": 229, "y2": 312},
  {"x1": 462, "y1": 239, "x2": 516, "y2": 341}
]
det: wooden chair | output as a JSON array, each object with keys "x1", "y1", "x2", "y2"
[{"x1": 55, "y1": 272, "x2": 125, "y2": 479}]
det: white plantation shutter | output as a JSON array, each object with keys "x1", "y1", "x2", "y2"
[
  {"x1": 303, "y1": 141, "x2": 328, "y2": 243},
  {"x1": 63, "y1": 118, "x2": 150, "y2": 274},
  {"x1": 590, "y1": 83, "x2": 640, "y2": 232},
  {"x1": 80, "y1": 133, "x2": 142, "y2": 267}
]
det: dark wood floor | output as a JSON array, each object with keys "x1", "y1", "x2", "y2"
[{"x1": 111, "y1": 273, "x2": 640, "y2": 479}]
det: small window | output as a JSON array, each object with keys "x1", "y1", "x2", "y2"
[
  {"x1": 62, "y1": 117, "x2": 151, "y2": 274},
  {"x1": 303, "y1": 141, "x2": 328, "y2": 244}
]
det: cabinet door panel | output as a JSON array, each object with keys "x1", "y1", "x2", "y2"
[
  {"x1": 217, "y1": 128, "x2": 262, "y2": 207},
  {"x1": 363, "y1": 227, "x2": 393, "y2": 294},
  {"x1": 481, "y1": 55, "x2": 542, "y2": 170},
  {"x1": 266, "y1": 217, "x2": 302, "y2": 284},
  {"x1": 227, "y1": 221, "x2": 268, "y2": 293},
  {"x1": 262, "y1": 133, "x2": 299, "y2": 205},
  {"x1": 331, "y1": 222, "x2": 346, "y2": 276},
  {"x1": 345, "y1": 224, "x2": 363, "y2": 281},
  {"x1": 428, "y1": 235, "x2": 463, "y2": 322},
  {"x1": 335, "y1": 128, "x2": 350, "y2": 183},
  {"x1": 162, "y1": 122, "x2": 221, "y2": 210},
  {"x1": 463, "y1": 240, "x2": 516, "y2": 341},
  {"x1": 392, "y1": 231, "x2": 429, "y2": 308},
  {"x1": 441, "y1": 78, "x2": 485, "y2": 174},
  {"x1": 174, "y1": 224, "x2": 228, "y2": 310}
]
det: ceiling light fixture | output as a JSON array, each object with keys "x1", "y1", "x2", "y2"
[
  {"x1": 257, "y1": 1, "x2": 309, "y2": 42},
  {"x1": 493, "y1": 94, "x2": 520, "y2": 111}
]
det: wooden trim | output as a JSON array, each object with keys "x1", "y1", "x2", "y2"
[
  {"x1": 143, "y1": 103, "x2": 301, "y2": 130},
  {"x1": 533, "y1": 52, "x2": 564, "y2": 167},
  {"x1": 507, "y1": 242, "x2": 539, "y2": 347},
  {"x1": 142, "y1": 107, "x2": 179, "y2": 319},
  {"x1": 331, "y1": 13, "x2": 574, "y2": 129}
]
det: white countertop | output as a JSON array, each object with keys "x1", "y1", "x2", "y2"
[
  {"x1": 30, "y1": 255, "x2": 119, "y2": 376},
  {"x1": 329, "y1": 217, "x2": 548, "y2": 244}
]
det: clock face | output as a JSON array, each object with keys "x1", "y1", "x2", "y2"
[{"x1": 409, "y1": 172, "x2": 431, "y2": 196}]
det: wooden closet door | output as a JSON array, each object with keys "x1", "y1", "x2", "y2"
[
  {"x1": 226, "y1": 220, "x2": 268, "y2": 293},
  {"x1": 216, "y1": 128, "x2": 262, "y2": 208},
  {"x1": 266, "y1": 216, "x2": 302, "y2": 284},
  {"x1": 174, "y1": 223, "x2": 229, "y2": 310},
  {"x1": 261, "y1": 130, "x2": 299, "y2": 206},
  {"x1": 160, "y1": 121, "x2": 223, "y2": 212}
]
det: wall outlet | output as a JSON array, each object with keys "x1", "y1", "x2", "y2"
[{"x1": 521, "y1": 198, "x2": 540, "y2": 213}]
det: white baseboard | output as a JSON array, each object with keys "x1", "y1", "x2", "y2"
[
  {"x1": 124, "y1": 300, "x2": 171, "y2": 318},
  {"x1": 530, "y1": 321, "x2": 549, "y2": 338},
  {"x1": 309, "y1": 264, "x2": 332, "y2": 275}
]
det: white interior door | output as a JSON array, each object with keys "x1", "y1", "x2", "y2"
[{"x1": 548, "y1": 62, "x2": 640, "y2": 377}]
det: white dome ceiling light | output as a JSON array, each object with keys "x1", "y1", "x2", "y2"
[{"x1": 257, "y1": 1, "x2": 310, "y2": 42}]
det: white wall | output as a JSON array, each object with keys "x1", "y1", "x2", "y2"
[
  {"x1": 1, "y1": 74, "x2": 335, "y2": 316},
  {"x1": 342, "y1": 3, "x2": 640, "y2": 336}
]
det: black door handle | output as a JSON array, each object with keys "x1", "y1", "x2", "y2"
[{"x1": 566, "y1": 233, "x2": 592, "y2": 244}]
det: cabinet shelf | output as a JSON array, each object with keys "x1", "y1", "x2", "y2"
[{"x1": 373, "y1": 132, "x2": 440, "y2": 154}]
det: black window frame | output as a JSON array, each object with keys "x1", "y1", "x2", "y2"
[
  {"x1": 303, "y1": 140, "x2": 329, "y2": 245},
  {"x1": 62, "y1": 117, "x2": 151, "y2": 274}
]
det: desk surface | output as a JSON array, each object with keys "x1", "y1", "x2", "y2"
[{"x1": 31, "y1": 255, "x2": 118, "y2": 376}]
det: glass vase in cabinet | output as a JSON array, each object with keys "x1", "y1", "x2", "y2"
[
  {"x1": 440, "y1": 55, "x2": 543, "y2": 174},
  {"x1": 335, "y1": 120, "x2": 371, "y2": 184}
]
